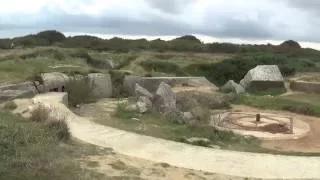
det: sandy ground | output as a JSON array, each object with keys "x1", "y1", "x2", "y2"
[
  {"x1": 79, "y1": 152, "x2": 251, "y2": 180},
  {"x1": 13, "y1": 93, "x2": 320, "y2": 179},
  {"x1": 233, "y1": 105, "x2": 320, "y2": 153}
]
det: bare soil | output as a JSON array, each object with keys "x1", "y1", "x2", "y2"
[{"x1": 233, "y1": 105, "x2": 320, "y2": 153}]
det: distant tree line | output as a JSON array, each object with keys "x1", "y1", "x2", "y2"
[{"x1": 0, "y1": 30, "x2": 303, "y2": 53}]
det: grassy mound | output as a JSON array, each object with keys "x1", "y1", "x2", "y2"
[{"x1": 0, "y1": 110, "x2": 106, "y2": 179}]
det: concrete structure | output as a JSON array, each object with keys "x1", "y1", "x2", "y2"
[
  {"x1": 88, "y1": 73, "x2": 112, "y2": 98},
  {"x1": 40, "y1": 72, "x2": 69, "y2": 93},
  {"x1": 0, "y1": 82, "x2": 37, "y2": 102},
  {"x1": 211, "y1": 111, "x2": 310, "y2": 140},
  {"x1": 290, "y1": 80, "x2": 320, "y2": 94},
  {"x1": 124, "y1": 76, "x2": 217, "y2": 95},
  {"x1": 220, "y1": 80, "x2": 245, "y2": 94},
  {"x1": 240, "y1": 65, "x2": 285, "y2": 92}
]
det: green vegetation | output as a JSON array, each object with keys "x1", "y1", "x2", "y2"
[
  {"x1": 46, "y1": 120, "x2": 70, "y2": 142},
  {"x1": 30, "y1": 104, "x2": 51, "y2": 122},
  {"x1": 185, "y1": 52, "x2": 320, "y2": 86},
  {"x1": 110, "y1": 102, "x2": 260, "y2": 151},
  {"x1": 0, "y1": 110, "x2": 107, "y2": 179},
  {"x1": 140, "y1": 60, "x2": 187, "y2": 76},
  {"x1": 3, "y1": 101, "x2": 17, "y2": 110},
  {"x1": 0, "y1": 30, "x2": 312, "y2": 54},
  {"x1": 235, "y1": 94, "x2": 320, "y2": 117},
  {"x1": 0, "y1": 48, "x2": 93, "y2": 83},
  {"x1": 109, "y1": 70, "x2": 131, "y2": 98}
]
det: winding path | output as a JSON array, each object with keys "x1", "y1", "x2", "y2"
[{"x1": 34, "y1": 93, "x2": 320, "y2": 179}]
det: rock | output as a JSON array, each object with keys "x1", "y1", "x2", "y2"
[
  {"x1": 240, "y1": 65, "x2": 285, "y2": 92},
  {"x1": 176, "y1": 91, "x2": 231, "y2": 110},
  {"x1": 0, "y1": 81, "x2": 38, "y2": 102},
  {"x1": 131, "y1": 118, "x2": 140, "y2": 121},
  {"x1": 186, "y1": 137, "x2": 210, "y2": 146},
  {"x1": 164, "y1": 109, "x2": 185, "y2": 124},
  {"x1": 88, "y1": 73, "x2": 112, "y2": 98},
  {"x1": 123, "y1": 75, "x2": 142, "y2": 96},
  {"x1": 154, "y1": 82, "x2": 176, "y2": 113},
  {"x1": 136, "y1": 96, "x2": 152, "y2": 113},
  {"x1": 220, "y1": 80, "x2": 245, "y2": 95},
  {"x1": 190, "y1": 106, "x2": 210, "y2": 122},
  {"x1": 125, "y1": 104, "x2": 138, "y2": 112},
  {"x1": 183, "y1": 112, "x2": 194, "y2": 121},
  {"x1": 135, "y1": 83, "x2": 153, "y2": 99},
  {"x1": 209, "y1": 145, "x2": 221, "y2": 149}
]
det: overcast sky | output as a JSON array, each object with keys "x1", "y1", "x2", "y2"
[{"x1": 1, "y1": 0, "x2": 320, "y2": 48}]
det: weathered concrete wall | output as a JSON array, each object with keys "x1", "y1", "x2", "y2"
[
  {"x1": 290, "y1": 80, "x2": 320, "y2": 94},
  {"x1": 247, "y1": 81, "x2": 285, "y2": 92},
  {"x1": 0, "y1": 81, "x2": 38, "y2": 102},
  {"x1": 88, "y1": 73, "x2": 112, "y2": 98},
  {"x1": 40, "y1": 72, "x2": 69, "y2": 93},
  {"x1": 124, "y1": 76, "x2": 216, "y2": 95}
]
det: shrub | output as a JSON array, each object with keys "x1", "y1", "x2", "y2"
[
  {"x1": 114, "y1": 102, "x2": 138, "y2": 120},
  {"x1": 86, "y1": 57, "x2": 112, "y2": 69},
  {"x1": 4, "y1": 101, "x2": 17, "y2": 110},
  {"x1": 184, "y1": 53, "x2": 313, "y2": 86},
  {"x1": 36, "y1": 30, "x2": 66, "y2": 44},
  {"x1": 109, "y1": 70, "x2": 130, "y2": 98},
  {"x1": 65, "y1": 78, "x2": 93, "y2": 107},
  {"x1": 30, "y1": 104, "x2": 51, "y2": 122},
  {"x1": 140, "y1": 60, "x2": 187, "y2": 76},
  {"x1": 53, "y1": 50, "x2": 66, "y2": 60},
  {"x1": 46, "y1": 120, "x2": 70, "y2": 141},
  {"x1": 282, "y1": 105, "x2": 314, "y2": 115}
]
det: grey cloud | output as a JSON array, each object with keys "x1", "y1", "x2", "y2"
[
  {"x1": 289, "y1": 0, "x2": 320, "y2": 13},
  {"x1": 2, "y1": 0, "x2": 319, "y2": 43},
  {"x1": 146, "y1": 0, "x2": 193, "y2": 14}
]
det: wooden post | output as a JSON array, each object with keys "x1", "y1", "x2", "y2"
[
  {"x1": 290, "y1": 117, "x2": 294, "y2": 134},
  {"x1": 256, "y1": 113, "x2": 261, "y2": 122}
]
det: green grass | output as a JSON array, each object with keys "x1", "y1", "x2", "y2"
[
  {"x1": 110, "y1": 103, "x2": 261, "y2": 150},
  {"x1": 3, "y1": 101, "x2": 17, "y2": 110},
  {"x1": 0, "y1": 110, "x2": 109, "y2": 180},
  {"x1": 234, "y1": 94, "x2": 320, "y2": 117},
  {"x1": 0, "y1": 48, "x2": 102, "y2": 83},
  {"x1": 140, "y1": 60, "x2": 187, "y2": 76}
]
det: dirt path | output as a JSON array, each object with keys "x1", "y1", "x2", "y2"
[{"x1": 21, "y1": 93, "x2": 320, "y2": 179}]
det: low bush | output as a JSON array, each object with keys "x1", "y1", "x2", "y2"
[
  {"x1": 46, "y1": 120, "x2": 70, "y2": 141},
  {"x1": 0, "y1": 110, "x2": 103, "y2": 179},
  {"x1": 3, "y1": 101, "x2": 17, "y2": 110},
  {"x1": 30, "y1": 104, "x2": 51, "y2": 122},
  {"x1": 140, "y1": 60, "x2": 187, "y2": 76},
  {"x1": 184, "y1": 52, "x2": 319, "y2": 86},
  {"x1": 114, "y1": 102, "x2": 138, "y2": 120},
  {"x1": 109, "y1": 70, "x2": 130, "y2": 98},
  {"x1": 282, "y1": 104, "x2": 314, "y2": 116}
]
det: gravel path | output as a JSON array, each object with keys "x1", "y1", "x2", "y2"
[{"x1": 33, "y1": 93, "x2": 320, "y2": 179}]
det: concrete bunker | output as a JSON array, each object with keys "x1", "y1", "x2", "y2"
[{"x1": 39, "y1": 72, "x2": 69, "y2": 93}]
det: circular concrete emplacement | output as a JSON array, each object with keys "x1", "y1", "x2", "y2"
[{"x1": 211, "y1": 111, "x2": 310, "y2": 140}]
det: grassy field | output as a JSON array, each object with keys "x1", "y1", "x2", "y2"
[
  {"x1": 234, "y1": 93, "x2": 320, "y2": 117},
  {"x1": 0, "y1": 110, "x2": 112, "y2": 180}
]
